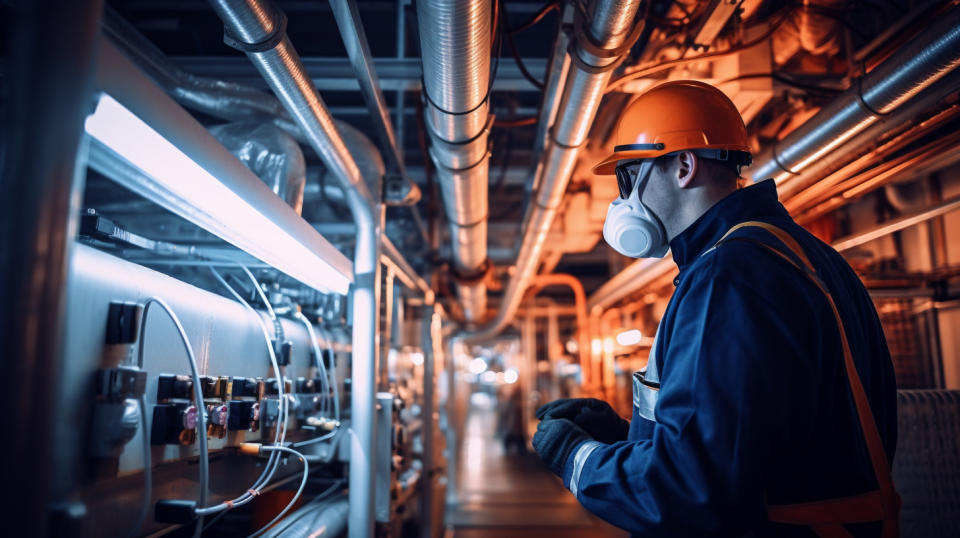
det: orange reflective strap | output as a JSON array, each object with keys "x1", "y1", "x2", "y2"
[{"x1": 714, "y1": 222, "x2": 900, "y2": 538}]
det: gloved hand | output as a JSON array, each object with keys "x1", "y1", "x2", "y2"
[
  {"x1": 536, "y1": 398, "x2": 630, "y2": 444},
  {"x1": 532, "y1": 418, "x2": 592, "y2": 477}
]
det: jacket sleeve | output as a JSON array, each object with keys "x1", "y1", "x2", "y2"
[{"x1": 566, "y1": 253, "x2": 807, "y2": 536}]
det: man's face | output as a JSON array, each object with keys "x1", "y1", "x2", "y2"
[{"x1": 619, "y1": 156, "x2": 675, "y2": 222}]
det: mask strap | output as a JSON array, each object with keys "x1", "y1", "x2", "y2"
[{"x1": 629, "y1": 160, "x2": 655, "y2": 201}]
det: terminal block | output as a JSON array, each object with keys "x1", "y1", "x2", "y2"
[
  {"x1": 156, "y1": 374, "x2": 193, "y2": 402},
  {"x1": 264, "y1": 377, "x2": 293, "y2": 397},
  {"x1": 226, "y1": 400, "x2": 259, "y2": 431},
  {"x1": 151, "y1": 404, "x2": 198, "y2": 445},
  {"x1": 231, "y1": 377, "x2": 264, "y2": 400},
  {"x1": 200, "y1": 376, "x2": 231, "y2": 400}
]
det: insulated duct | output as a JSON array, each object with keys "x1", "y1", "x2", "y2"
[
  {"x1": 587, "y1": 6, "x2": 960, "y2": 315},
  {"x1": 205, "y1": 2, "x2": 380, "y2": 538},
  {"x1": 467, "y1": 0, "x2": 643, "y2": 340},
  {"x1": 101, "y1": 6, "x2": 418, "y2": 206},
  {"x1": 750, "y1": 6, "x2": 960, "y2": 184},
  {"x1": 417, "y1": 0, "x2": 492, "y2": 323},
  {"x1": 209, "y1": 122, "x2": 307, "y2": 215}
]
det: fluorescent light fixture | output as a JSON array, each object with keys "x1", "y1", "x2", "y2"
[
  {"x1": 84, "y1": 94, "x2": 352, "y2": 295},
  {"x1": 616, "y1": 329, "x2": 644, "y2": 346}
]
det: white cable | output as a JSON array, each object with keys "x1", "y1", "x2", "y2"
[
  {"x1": 247, "y1": 445, "x2": 310, "y2": 538},
  {"x1": 293, "y1": 311, "x2": 332, "y2": 419},
  {"x1": 290, "y1": 429, "x2": 338, "y2": 448},
  {"x1": 138, "y1": 297, "x2": 208, "y2": 537},
  {"x1": 199, "y1": 268, "x2": 289, "y2": 517},
  {"x1": 317, "y1": 326, "x2": 341, "y2": 421}
]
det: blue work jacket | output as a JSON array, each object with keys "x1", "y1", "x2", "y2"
[{"x1": 564, "y1": 180, "x2": 898, "y2": 537}]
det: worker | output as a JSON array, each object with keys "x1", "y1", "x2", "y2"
[{"x1": 532, "y1": 80, "x2": 900, "y2": 537}]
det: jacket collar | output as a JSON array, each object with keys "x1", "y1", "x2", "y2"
[{"x1": 668, "y1": 179, "x2": 789, "y2": 270}]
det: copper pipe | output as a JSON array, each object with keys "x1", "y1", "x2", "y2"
[
  {"x1": 785, "y1": 104, "x2": 960, "y2": 214},
  {"x1": 529, "y1": 274, "x2": 593, "y2": 392},
  {"x1": 795, "y1": 131, "x2": 960, "y2": 224}
]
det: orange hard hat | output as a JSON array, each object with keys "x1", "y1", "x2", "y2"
[{"x1": 593, "y1": 80, "x2": 752, "y2": 175}]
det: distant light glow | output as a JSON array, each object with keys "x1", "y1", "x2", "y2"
[
  {"x1": 84, "y1": 94, "x2": 351, "y2": 295},
  {"x1": 504, "y1": 368, "x2": 519, "y2": 384},
  {"x1": 616, "y1": 329, "x2": 644, "y2": 346},
  {"x1": 603, "y1": 337, "x2": 615, "y2": 354},
  {"x1": 591, "y1": 338, "x2": 602, "y2": 355},
  {"x1": 468, "y1": 358, "x2": 488, "y2": 375},
  {"x1": 481, "y1": 371, "x2": 496, "y2": 384},
  {"x1": 410, "y1": 351, "x2": 425, "y2": 366},
  {"x1": 565, "y1": 338, "x2": 579, "y2": 354}
]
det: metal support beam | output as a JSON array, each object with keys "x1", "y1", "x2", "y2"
[
  {"x1": 329, "y1": 0, "x2": 420, "y2": 204},
  {"x1": 172, "y1": 56, "x2": 549, "y2": 92}
]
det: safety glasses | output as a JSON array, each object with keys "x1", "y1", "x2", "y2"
[{"x1": 614, "y1": 159, "x2": 654, "y2": 200}]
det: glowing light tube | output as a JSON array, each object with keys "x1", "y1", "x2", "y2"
[
  {"x1": 84, "y1": 93, "x2": 352, "y2": 295},
  {"x1": 616, "y1": 329, "x2": 643, "y2": 346}
]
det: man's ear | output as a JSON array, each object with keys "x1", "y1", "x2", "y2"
[{"x1": 676, "y1": 150, "x2": 697, "y2": 188}]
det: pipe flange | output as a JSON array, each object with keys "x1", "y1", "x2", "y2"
[
  {"x1": 451, "y1": 258, "x2": 492, "y2": 285},
  {"x1": 571, "y1": 7, "x2": 645, "y2": 61},
  {"x1": 448, "y1": 212, "x2": 489, "y2": 230},
  {"x1": 855, "y1": 76, "x2": 889, "y2": 117},
  {"x1": 429, "y1": 149, "x2": 491, "y2": 175},
  {"x1": 771, "y1": 144, "x2": 800, "y2": 176},
  {"x1": 420, "y1": 76, "x2": 491, "y2": 118},
  {"x1": 223, "y1": 12, "x2": 287, "y2": 53},
  {"x1": 425, "y1": 112, "x2": 494, "y2": 147}
]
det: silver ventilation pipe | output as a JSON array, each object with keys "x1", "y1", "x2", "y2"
[
  {"x1": 416, "y1": 0, "x2": 492, "y2": 323},
  {"x1": 102, "y1": 6, "x2": 419, "y2": 207},
  {"x1": 750, "y1": 6, "x2": 960, "y2": 185},
  {"x1": 466, "y1": 0, "x2": 643, "y2": 341},
  {"x1": 205, "y1": 2, "x2": 379, "y2": 537}
]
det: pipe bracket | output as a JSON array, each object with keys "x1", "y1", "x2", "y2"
[
  {"x1": 451, "y1": 258, "x2": 492, "y2": 285},
  {"x1": 855, "y1": 76, "x2": 889, "y2": 117},
  {"x1": 222, "y1": 11, "x2": 287, "y2": 52}
]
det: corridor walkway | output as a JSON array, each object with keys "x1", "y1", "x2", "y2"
[{"x1": 448, "y1": 391, "x2": 627, "y2": 538}]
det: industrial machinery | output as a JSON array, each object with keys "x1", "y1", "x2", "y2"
[{"x1": 2, "y1": 0, "x2": 960, "y2": 536}]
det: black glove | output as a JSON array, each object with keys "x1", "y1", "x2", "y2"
[
  {"x1": 532, "y1": 418, "x2": 592, "y2": 477},
  {"x1": 536, "y1": 398, "x2": 630, "y2": 444}
]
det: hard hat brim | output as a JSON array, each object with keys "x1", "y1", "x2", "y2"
[{"x1": 592, "y1": 149, "x2": 667, "y2": 175}]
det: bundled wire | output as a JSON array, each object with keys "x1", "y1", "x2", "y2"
[
  {"x1": 293, "y1": 311, "x2": 333, "y2": 420},
  {"x1": 199, "y1": 267, "x2": 290, "y2": 518},
  {"x1": 247, "y1": 445, "x2": 310, "y2": 538},
  {"x1": 316, "y1": 326, "x2": 341, "y2": 421}
]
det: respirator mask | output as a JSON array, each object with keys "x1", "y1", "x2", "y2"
[{"x1": 603, "y1": 159, "x2": 670, "y2": 258}]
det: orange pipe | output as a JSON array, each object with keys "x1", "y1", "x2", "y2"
[{"x1": 529, "y1": 274, "x2": 593, "y2": 392}]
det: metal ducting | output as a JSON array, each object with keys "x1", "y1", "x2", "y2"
[
  {"x1": 102, "y1": 5, "x2": 419, "y2": 207},
  {"x1": 587, "y1": 7, "x2": 960, "y2": 316},
  {"x1": 209, "y1": 122, "x2": 307, "y2": 215},
  {"x1": 205, "y1": 2, "x2": 379, "y2": 537},
  {"x1": 417, "y1": 0, "x2": 492, "y2": 323},
  {"x1": 749, "y1": 7, "x2": 960, "y2": 184},
  {"x1": 467, "y1": 0, "x2": 643, "y2": 341}
]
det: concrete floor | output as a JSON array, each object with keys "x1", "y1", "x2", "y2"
[{"x1": 448, "y1": 392, "x2": 627, "y2": 538}]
